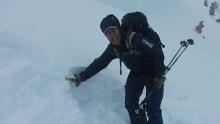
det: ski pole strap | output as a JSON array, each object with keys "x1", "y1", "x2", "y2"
[{"x1": 119, "y1": 52, "x2": 122, "y2": 75}]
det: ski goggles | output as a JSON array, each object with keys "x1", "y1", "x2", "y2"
[{"x1": 104, "y1": 26, "x2": 118, "y2": 35}]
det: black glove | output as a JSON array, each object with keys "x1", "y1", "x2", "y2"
[
  {"x1": 65, "y1": 74, "x2": 82, "y2": 87},
  {"x1": 154, "y1": 75, "x2": 166, "y2": 89}
]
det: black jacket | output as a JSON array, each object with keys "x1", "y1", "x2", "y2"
[{"x1": 79, "y1": 33, "x2": 166, "y2": 81}]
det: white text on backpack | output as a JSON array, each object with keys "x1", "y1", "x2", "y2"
[{"x1": 142, "y1": 39, "x2": 154, "y2": 48}]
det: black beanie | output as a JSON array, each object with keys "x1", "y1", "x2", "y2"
[{"x1": 100, "y1": 14, "x2": 120, "y2": 33}]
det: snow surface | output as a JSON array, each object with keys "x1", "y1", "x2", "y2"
[{"x1": 0, "y1": 0, "x2": 220, "y2": 124}]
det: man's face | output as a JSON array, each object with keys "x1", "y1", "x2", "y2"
[{"x1": 104, "y1": 26, "x2": 121, "y2": 46}]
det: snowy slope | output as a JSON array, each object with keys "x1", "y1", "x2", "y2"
[
  {"x1": 0, "y1": 0, "x2": 220, "y2": 124},
  {"x1": 0, "y1": 30, "x2": 129, "y2": 124}
]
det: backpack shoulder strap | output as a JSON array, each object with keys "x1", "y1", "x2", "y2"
[
  {"x1": 125, "y1": 32, "x2": 144, "y2": 56},
  {"x1": 126, "y1": 32, "x2": 136, "y2": 49}
]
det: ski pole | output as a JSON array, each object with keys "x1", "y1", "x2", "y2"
[
  {"x1": 165, "y1": 39, "x2": 194, "y2": 74},
  {"x1": 166, "y1": 41, "x2": 185, "y2": 69},
  {"x1": 140, "y1": 39, "x2": 194, "y2": 111}
]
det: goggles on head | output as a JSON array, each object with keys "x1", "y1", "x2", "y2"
[{"x1": 104, "y1": 26, "x2": 118, "y2": 35}]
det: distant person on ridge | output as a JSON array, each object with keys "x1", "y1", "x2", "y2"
[{"x1": 66, "y1": 12, "x2": 166, "y2": 124}]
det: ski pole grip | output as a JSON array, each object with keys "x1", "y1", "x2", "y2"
[
  {"x1": 180, "y1": 40, "x2": 187, "y2": 47},
  {"x1": 187, "y1": 39, "x2": 194, "y2": 45}
]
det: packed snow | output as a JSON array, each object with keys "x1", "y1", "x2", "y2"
[{"x1": 0, "y1": 0, "x2": 220, "y2": 124}]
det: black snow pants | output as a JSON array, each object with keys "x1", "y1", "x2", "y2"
[{"x1": 125, "y1": 71, "x2": 164, "y2": 124}]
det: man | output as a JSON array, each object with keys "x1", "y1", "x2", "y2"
[{"x1": 66, "y1": 13, "x2": 166, "y2": 124}]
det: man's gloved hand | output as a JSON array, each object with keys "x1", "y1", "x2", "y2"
[
  {"x1": 154, "y1": 75, "x2": 166, "y2": 89},
  {"x1": 65, "y1": 74, "x2": 82, "y2": 87}
]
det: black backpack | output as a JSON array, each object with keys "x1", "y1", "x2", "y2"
[{"x1": 121, "y1": 12, "x2": 165, "y2": 48}]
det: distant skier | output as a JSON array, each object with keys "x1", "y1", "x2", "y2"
[
  {"x1": 216, "y1": 18, "x2": 220, "y2": 23},
  {"x1": 204, "y1": 0, "x2": 208, "y2": 7},
  {"x1": 195, "y1": 21, "x2": 205, "y2": 33},
  {"x1": 210, "y1": 2, "x2": 219, "y2": 16},
  {"x1": 66, "y1": 12, "x2": 166, "y2": 124}
]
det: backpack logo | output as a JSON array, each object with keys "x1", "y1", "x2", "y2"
[{"x1": 142, "y1": 38, "x2": 154, "y2": 48}]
